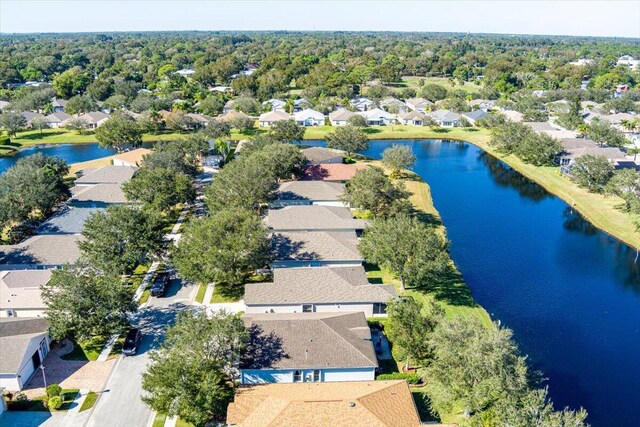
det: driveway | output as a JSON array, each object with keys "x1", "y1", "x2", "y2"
[{"x1": 86, "y1": 276, "x2": 196, "y2": 427}]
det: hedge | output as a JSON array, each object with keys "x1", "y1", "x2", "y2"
[{"x1": 376, "y1": 372, "x2": 421, "y2": 384}]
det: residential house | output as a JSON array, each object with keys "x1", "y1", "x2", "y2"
[
  {"x1": 258, "y1": 111, "x2": 291, "y2": 127},
  {"x1": 44, "y1": 111, "x2": 71, "y2": 128},
  {"x1": 65, "y1": 111, "x2": 110, "y2": 129},
  {"x1": 185, "y1": 113, "x2": 211, "y2": 129},
  {"x1": 209, "y1": 86, "x2": 232, "y2": 93},
  {"x1": 462, "y1": 109, "x2": 489, "y2": 126},
  {"x1": 0, "y1": 234, "x2": 83, "y2": 269},
  {"x1": 294, "y1": 109, "x2": 325, "y2": 127},
  {"x1": 217, "y1": 110, "x2": 251, "y2": 123},
  {"x1": 379, "y1": 97, "x2": 408, "y2": 113},
  {"x1": 226, "y1": 380, "x2": 422, "y2": 427},
  {"x1": 265, "y1": 205, "x2": 366, "y2": 233},
  {"x1": 349, "y1": 97, "x2": 374, "y2": 112},
  {"x1": 112, "y1": 148, "x2": 152, "y2": 167},
  {"x1": 358, "y1": 108, "x2": 396, "y2": 126},
  {"x1": 272, "y1": 181, "x2": 345, "y2": 207},
  {"x1": 71, "y1": 165, "x2": 138, "y2": 207},
  {"x1": 174, "y1": 68, "x2": 195, "y2": 77},
  {"x1": 19, "y1": 112, "x2": 45, "y2": 128},
  {"x1": 244, "y1": 266, "x2": 396, "y2": 316},
  {"x1": 303, "y1": 163, "x2": 368, "y2": 182},
  {"x1": 525, "y1": 121, "x2": 577, "y2": 139},
  {"x1": 397, "y1": 111, "x2": 427, "y2": 126},
  {"x1": 302, "y1": 147, "x2": 344, "y2": 164},
  {"x1": 293, "y1": 98, "x2": 311, "y2": 112},
  {"x1": 262, "y1": 99, "x2": 287, "y2": 112},
  {"x1": 502, "y1": 110, "x2": 524, "y2": 123},
  {"x1": 559, "y1": 146, "x2": 628, "y2": 176},
  {"x1": 569, "y1": 58, "x2": 595, "y2": 67},
  {"x1": 329, "y1": 109, "x2": 356, "y2": 126},
  {"x1": 617, "y1": 55, "x2": 640, "y2": 71},
  {"x1": 223, "y1": 100, "x2": 237, "y2": 114},
  {"x1": 0, "y1": 318, "x2": 51, "y2": 391},
  {"x1": 74, "y1": 165, "x2": 138, "y2": 185},
  {"x1": 271, "y1": 231, "x2": 363, "y2": 268},
  {"x1": 240, "y1": 312, "x2": 377, "y2": 384},
  {"x1": 430, "y1": 110, "x2": 460, "y2": 127},
  {"x1": 614, "y1": 84, "x2": 630, "y2": 99},
  {"x1": 405, "y1": 97, "x2": 433, "y2": 113},
  {"x1": 50, "y1": 98, "x2": 67, "y2": 112},
  {"x1": 242, "y1": 64, "x2": 259, "y2": 76},
  {"x1": 0, "y1": 270, "x2": 51, "y2": 318},
  {"x1": 468, "y1": 99, "x2": 495, "y2": 111},
  {"x1": 37, "y1": 206, "x2": 105, "y2": 235}
]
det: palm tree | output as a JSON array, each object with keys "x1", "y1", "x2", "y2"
[
  {"x1": 620, "y1": 119, "x2": 635, "y2": 134},
  {"x1": 627, "y1": 147, "x2": 640, "y2": 161},
  {"x1": 577, "y1": 124, "x2": 590, "y2": 138}
]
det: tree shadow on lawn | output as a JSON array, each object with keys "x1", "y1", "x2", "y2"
[
  {"x1": 212, "y1": 282, "x2": 245, "y2": 302},
  {"x1": 412, "y1": 268, "x2": 480, "y2": 308},
  {"x1": 15, "y1": 130, "x2": 68, "y2": 141},
  {"x1": 363, "y1": 127, "x2": 382, "y2": 135}
]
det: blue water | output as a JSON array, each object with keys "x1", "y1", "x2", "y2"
[
  {"x1": 0, "y1": 143, "x2": 117, "y2": 174},
  {"x1": 309, "y1": 139, "x2": 640, "y2": 426}
]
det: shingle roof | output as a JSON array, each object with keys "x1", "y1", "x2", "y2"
[
  {"x1": 227, "y1": 380, "x2": 421, "y2": 427},
  {"x1": 303, "y1": 163, "x2": 369, "y2": 181},
  {"x1": 276, "y1": 181, "x2": 345, "y2": 201},
  {"x1": 329, "y1": 109, "x2": 356, "y2": 121},
  {"x1": 0, "y1": 270, "x2": 51, "y2": 310},
  {"x1": 398, "y1": 111, "x2": 426, "y2": 120},
  {"x1": 259, "y1": 111, "x2": 291, "y2": 122},
  {"x1": 44, "y1": 112, "x2": 71, "y2": 123},
  {"x1": 113, "y1": 148, "x2": 152, "y2": 167},
  {"x1": 359, "y1": 108, "x2": 395, "y2": 120},
  {"x1": 559, "y1": 138, "x2": 598, "y2": 151},
  {"x1": 74, "y1": 165, "x2": 138, "y2": 184},
  {"x1": 405, "y1": 97, "x2": 433, "y2": 108},
  {"x1": 524, "y1": 121, "x2": 557, "y2": 132},
  {"x1": 242, "y1": 312, "x2": 377, "y2": 370},
  {"x1": 265, "y1": 206, "x2": 366, "y2": 231},
  {"x1": 271, "y1": 231, "x2": 362, "y2": 263},
  {"x1": 0, "y1": 235, "x2": 83, "y2": 266},
  {"x1": 301, "y1": 147, "x2": 344, "y2": 164},
  {"x1": 245, "y1": 266, "x2": 396, "y2": 305},
  {"x1": 70, "y1": 183, "x2": 129, "y2": 204},
  {"x1": 463, "y1": 109, "x2": 488, "y2": 121},
  {"x1": 37, "y1": 206, "x2": 105, "y2": 234},
  {"x1": 431, "y1": 109, "x2": 460, "y2": 122},
  {"x1": 294, "y1": 109, "x2": 325, "y2": 121},
  {"x1": 564, "y1": 146, "x2": 626, "y2": 161},
  {"x1": 0, "y1": 318, "x2": 49, "y2": 373},
  {"x1": 218, "y1": 111, "x2": 250, "y2": 122}
]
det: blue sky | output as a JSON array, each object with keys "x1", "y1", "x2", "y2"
[{"x1": 1, "y1": 1, "x2": 639, "y2": 38}]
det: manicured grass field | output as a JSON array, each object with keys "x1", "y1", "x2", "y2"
[
  {"x1": 398, "y1": 75, "x2": 484, "y2": 94},
  {"x1": 60, "y1": 336, "x2": 109, "y2": 361},
  {"x1": 79, "y1": 390, "x2": 98, "y2": 412},
  {"x1": 194, "y1": 283, "x2": 207, "y2": 304}
]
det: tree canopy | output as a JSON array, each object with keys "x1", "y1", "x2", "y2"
[
  {"x1": 326, "y1": 125, "x2": 369, "y2": 157},
  {"x1": 123, "y1": 167, "x2": 196, "y2": 211},
  {"x1": 382, "y1": 144, "x2": 417, "y2": 177},
  {"x1": 95, "y1": 115, "x2": 143, "y2": 151},
  {"x1": 340, "y1": 166, "x2": 412, "y2": 217},
  {"x1": 570, "y1": 154, "x2": 614, "y2": 192}
]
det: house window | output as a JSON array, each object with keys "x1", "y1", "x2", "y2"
[
  {"x1": 293, "y1": 370, "x2": 302, "y2": 382},
  {"x1": 313, "y1": 370, "x2": 321, "y2": 382},
  {"x1": 373, "y1": 303, "x2": 387, "y2": 315},
  {"x1": 302, "y1": 304, "x2": 314, "y2": 313}
]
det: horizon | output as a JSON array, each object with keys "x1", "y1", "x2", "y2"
[{"x1": 1, "y1": 0, "x2": 639, "y2": 38}]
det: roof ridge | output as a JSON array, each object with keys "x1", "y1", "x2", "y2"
[{"x1": 319, "y1": 313, "x2": 376, "y2": 366}]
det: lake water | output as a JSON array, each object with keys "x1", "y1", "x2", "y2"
[
  {"x1": 0, "y1": 143, "x2": 117, "y2": 174},
  {"x1": 309, "y1": 139, "x2": 640, "y2": 426}
]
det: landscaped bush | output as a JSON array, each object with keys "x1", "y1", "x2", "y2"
[
  {"x1": 48, "y1": 396, "x2": 63, "y2": 410},
  {"x1": 376, "y1": 372, "x2": 421, "y2": 384},
  {"x1": 46, "y1": 384, "x2": 62, "y2": 397},
  {"x1": 0, "y1": 135, "x2": 10, "y2": 145}
]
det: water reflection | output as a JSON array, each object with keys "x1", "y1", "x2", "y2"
[
  {"x1": 562, "y1": 206, "x2": 599, "y2": 236},
  {"x1": 480, "y1": 152, "x2": 551, "y2": 202}
]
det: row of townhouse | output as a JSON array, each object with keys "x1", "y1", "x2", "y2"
[
  {"x1": 225, "y1": 147, "x2": 423, "y2": 426},
  {"x1": 0, "y1": 151, "x2": 148, "y2": 392}
]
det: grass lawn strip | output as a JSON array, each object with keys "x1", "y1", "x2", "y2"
[{"x1": 78, "y1": 390, "x2": 98, "y2": 412}]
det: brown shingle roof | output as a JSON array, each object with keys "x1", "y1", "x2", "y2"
[
  {"x1": 74, "y1": 165, "x2": 138, "y2": 184},
  {"x1": 242, "y1": 312, "x2": 377, "y2": 370},
  {"x1": 303, "y1": 163, "x2": 368, "y2": 182},
  {"x1": 276, "y1": 181, "x2": 345, "y2": 201},
  {"x1": 113, "y1": 148, "x2": 152, "y2": 167},
  {"x1": 226, "y1": 380, "x2": 422, "y2": 427},
  {"x1": 301, "y1": 147, "x2": 344, "y2": 164},
  {"x1": 271, "y1": 231, "x2": 362, "y2": 263},
  {"x1": 265, "y1": 206, "x2": 366, "y2": 231},
  {"x1": 0, "y1": 235, "x2": 83, "y2": 266},
  {"x1": 244, "y1": 266, "x2": 396, "y2": 305}
]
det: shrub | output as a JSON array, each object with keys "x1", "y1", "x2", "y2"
[
  {"x1": 0, "y1": 135, "x2": 10, "y2": 145},
  {"x1": 376, "y1": 372, "x2": 421, "y2": 384},
  {"x1": 48, "y1": 395, "x2": 63, "y2": 410},
  {"x1": 46, "y1": 384, "x2": 62, "y2": 397}
]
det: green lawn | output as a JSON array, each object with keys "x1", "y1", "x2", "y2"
[
  {"x1": 79, "y1": 390, "x2": 98, "y2": 412},
  {"x1": 398, "y1": 75, "x2": 484, "y2": 94},
  {"x1": 194, "y1": 283, "x2": 207, "y2": 304},
  {"x1": 210, "y1": 283, "x2": 244, "y2": 303},
  {"x1": 60, "y1": 336, "x2": 110, "y2": 361},
  {"x1": 152, "y1": 412, "x2": 167, "y2": 427},
  {"x1": 7, "y1": 389, "x2": 79, "y2": 412}
]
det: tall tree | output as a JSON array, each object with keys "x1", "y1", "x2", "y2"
[
  {"x1": 95, "y1": 115, "x2": 142, "y2": 151},
  {"x1": 607, "y1": 168, "x2": 640, "y2": 212},
  {"x1": 41, "y1": 264, "x2": 136, "y2": 341},
  {"x1": 269, "y1": 119, "x2": 305, "y2": 143},
  {"x1": 123, "y1": 167, "x2": 196, "y2": 211},
  {"x1": 587, "y1": 118, "x2": 628, "y2": 147},
  {"x1": 359, "y1": 215, "x2": 451, "y2": 291},
  {"x1": 382, "y1": 145, "x2": 417, "y2": 177},
  {"x1": 570, "y1": 154, "x2": 614, "y2": 193},
  {"x1": 0, "y1": 111, "x2": 27, "y2": 136},
  {"x1": 79, "y1": 206, "x2": 165, "y2": 275},
  {"x1": 340, "y1": 166, "x2": 412, "y2": 217},
  {"x1": 173, "y1": 208, "x2": 270, "y2": 285},
  {"x1": 142, "y1": 311, "x2": 248, "y2": 427},
  {"x1": 326, "y1": 125, "x2": 369, "y2": 157}
]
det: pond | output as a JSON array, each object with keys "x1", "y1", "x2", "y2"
[
  {"x1": 0, "y1": 143, "x2": 117, "y2": 174},
  {"x1": 309, "y1": 139, "x2": 640, "y2": 426}
]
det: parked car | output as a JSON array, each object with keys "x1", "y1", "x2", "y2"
[
  {"x1": 150, "y1": 271, "x2": 170, "y2": 297},
  {"x1": 122, "y1": 328, "x2": 142, "y2": 356}
]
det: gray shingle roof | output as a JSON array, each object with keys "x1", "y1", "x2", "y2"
[
  {"x1": 245, "y1": 266, "x2": 396, "y2": 305},
  {"x1": 0, "y1": 234, "x2": 83, "y2": 266},
  {"x1": 564, "y1": 146, "x2": 626, "y2": 161},
  {"x1": 431, "y1": 109, "x2": 460, "y2": 122},
  {"x1": 463, "y1": 109, "x2": 488, "y2": 121},
  {"x1": 271, "y1": 231, "x2": 362, "y2": 263},
  {"x1": 37, "y1": 206, "x2": 105, "y2": 234},
  {"x1": 70, "y1": 184, "x2": 128, "y2": 204},
  {"x1": 328, "y1": 109, "x2": 355, "y2": 121},
  {"x1": 265, "y1": 206, "x2": 366, "y2": 231},
  {"x1": 301, "y1": 147, "x2": 344, "y2": 164},
  {"x1": 0, "y1": 270, "x2": 51, "y2": 310},
  {"x1": 0, "y1": 318, "x2": 49, "y2": 373},
  {"x1": 74, "y1": 165, "x2": 138, "y2": 185},
  {"x1": 559, "y1": 138, "x2": 598, "y2": 151},
  {"x1": 242, "y1": 312, "x2": 377, "y2": 369},
  {"x1": 276, "y1": 181, "x2": 345, "y2": 202}
]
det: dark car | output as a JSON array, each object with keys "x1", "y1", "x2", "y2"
[
  {"x1": 122, "y1": 328, "x2": 142, "y2": 356},
  {"x1": 150, "y1": 271, "x2": 170, "y2": 297}
]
